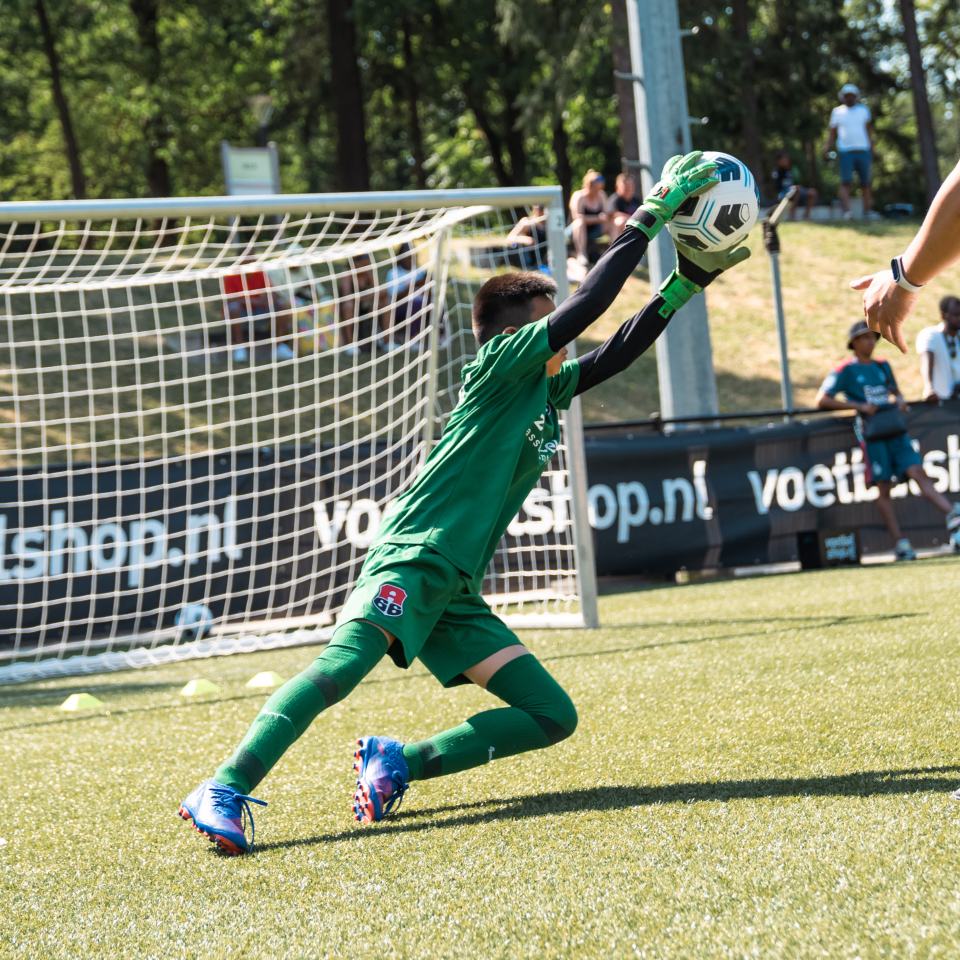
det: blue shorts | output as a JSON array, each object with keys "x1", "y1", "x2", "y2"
[
  {"x1": 839, "y1": 150, "x2": 872, "y2": 186},
  {"x1": 862, "y1": 434, "x2": 921, "y2": 485}
]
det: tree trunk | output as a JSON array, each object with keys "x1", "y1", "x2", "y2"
[
  {"x1": 400, "y1": 16, "x2": 427, "y2": 189},
  {"x1": 610, "y1": 0, "x2": 639, "y2": 173},
  {"x1": 301, "y1": 102, "x2": 322, "y2": 193},
  {"x1": 464, "y1": 91, "x2": 511, "y2": 186},
  {"x1": 326, "y1": 0, "x2": 370, "y2": 191},
  {"x1": 552, "y1": 104, "x2": 573, "y2": 209},
  {"x1": 501, "y1": 99, "x2": 527, "y2": 185},
  {"x1": 129, "y1": 0, "x2": 172, "y2": 197},
  {"x1": 34, "y1": 0, "x2": 86, "y2": 198},
  {"x1": 730, "y1": 0, "x2": 764, "y2": 189},
  {"x1": 899, "y1": 0, "x2": 940, "y2": 203}
]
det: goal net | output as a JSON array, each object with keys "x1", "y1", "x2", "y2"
[{"x1": 0, "y1": 189, "x2": 597, "y2": 683}]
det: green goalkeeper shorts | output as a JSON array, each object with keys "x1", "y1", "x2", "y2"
[{"x1": 334, "y1": 542, "x2": 521, "y2": 687}]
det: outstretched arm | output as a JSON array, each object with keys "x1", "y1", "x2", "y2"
[
  {"x1": 573, "y1": 293, "x2": 671, "y2": 394},
  {"x1": 547, "y1": 152, "x2": 718, "y2": 352},
  {"x1": 851, "y1": 159, "x2": 960, "y2": 352},
  {"x1": 572, "y1": 240, "x2": 751, "y2": 396}
]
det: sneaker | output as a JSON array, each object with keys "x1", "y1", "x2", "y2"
[
  {"x1": 178, "y1": 779, "x2": 267, "y2": 855},
  {"x1": 894, "y1": 538, "x2": 917, "y2": 562},
  {"x1": 352, "y1": 736, "x2": 409, "y2": 824},
  {"x1": 275, "y1": 342, "x2": 295, "y2": 361},
  {"x1": 340, "y1": 343, "x2": 360, "y2": 358},
  {"x1": 232, "y1": 346, "x2": 249, "y2": 363},
  {"x1": 576, "y1": 253, "x2": 590, "y2": 267},
  {"x1": 946, "y1": 503, "x2": 960, "y2": 534}
]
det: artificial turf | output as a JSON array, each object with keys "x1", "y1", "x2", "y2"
[{"x1": 3, "y1": 557, "x2": 960, "y2": 958}]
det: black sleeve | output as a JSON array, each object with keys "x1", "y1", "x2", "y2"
[
  {"x1": 573, "y1": 295, "x2": 673, "y2": 396},
  {"x1": 546, "y1": 220, "x2": 654, "y2": 352}
]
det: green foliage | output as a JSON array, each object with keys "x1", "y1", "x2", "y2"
[{"x1": 0, "y1": 0, "x2": 953, "y2": 205}]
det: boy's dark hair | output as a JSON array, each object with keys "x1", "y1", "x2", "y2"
[
  {"x1": 939, "y1": 294, "x2": 960, "y2": 314},
  {"x1": 472, "y1": 271, "x2": 557, "y2": 345}
]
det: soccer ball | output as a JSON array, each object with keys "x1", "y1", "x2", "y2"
[
  {"x1": 666, "y1": 151, "x2": 759, "y2": 253},
  {"x1": 175, "y1": 603, "x2": 214, "y2": 641}
]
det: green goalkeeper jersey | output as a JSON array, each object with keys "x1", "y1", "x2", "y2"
[{"x1": 374, "y1": 317, "x2": 580, "y2": 581}]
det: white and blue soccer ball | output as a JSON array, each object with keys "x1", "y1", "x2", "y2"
[
  {"x1": 666, "y1": 150, "x2": 759, "y2": 253},
  {"x1": 175, "y1": 603, "x2": 214, "y2": 641}
]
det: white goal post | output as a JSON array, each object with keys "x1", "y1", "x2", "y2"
[{"x1": 0, "y1": 188, "x2": 598, "y2": 683}]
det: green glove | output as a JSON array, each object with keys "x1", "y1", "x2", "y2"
[
  {"x1": 658, "y1": 243, "x2": 752, "y2": 316},
  {"x1": 627, "y1": 151, "x2": 719, "y2": 241}
]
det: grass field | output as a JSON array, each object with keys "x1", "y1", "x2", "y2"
[{"x1": 4, "y1": 557, "x2": 960, "y2": 958}]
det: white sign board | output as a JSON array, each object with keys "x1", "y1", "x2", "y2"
[{"x1": 221, "y1": 141, "x2": 281, "y2": 196}]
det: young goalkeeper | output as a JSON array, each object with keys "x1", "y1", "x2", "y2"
[{"x1": 178, "y1": 152, "x2": 750, "y2": 854}]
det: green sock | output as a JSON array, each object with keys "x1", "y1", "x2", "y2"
[
  {"x1": 402, "y1": 654, "x2": 577, "y2": 780},
  {"x1": 214, "y1": 620, "x2": 388, "y2": 793}
]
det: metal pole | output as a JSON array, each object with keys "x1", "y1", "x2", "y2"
[
  {"x1": 763, "y1": 187, "x2": 797, "y2": 419},
  {"x1": 626, "y1": 0, "x2": 718, "y2": 424},
  {"x1": 546, "y1": 198, "x2": 600, "y2": 629}
]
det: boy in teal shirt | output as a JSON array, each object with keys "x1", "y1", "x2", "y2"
[
  {"x1": 817, "y1": 319, "x2": 960, "y2": 560},
  {"x1": 179, "y1": 153, "x2": 750, "y2": 854}
]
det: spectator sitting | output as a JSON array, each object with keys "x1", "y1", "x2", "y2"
[
  {"x1": 824, "y1": 83, "x2": 874, "y2": 220},
  {"x1": 816, "y1": 319, "x2": 960, "y2": 560},
  {"x1": 337, "y1": 252, "x2": 382, "y2": 357},
  {"x1": 383, "y1": 243, "x2": 430, "y2": 352},
  {"x1": 916, "y1": 295, "x2": 960, "y2": 403},
  {"x1": 569, "y1": 170, "x2": 609, "y2": 267},
  {"x1": 222, "y1": 262, "x2": 294, "y2": 363},
  {"x1": 506, "y1": 204, "x2": 548, "y2": 270},
  {"x1": 605, "y1": 173, "x2": 640, "y2": 240},
  {"x1": 772, "y1": 150, "x2": 818, "y2": 220}
]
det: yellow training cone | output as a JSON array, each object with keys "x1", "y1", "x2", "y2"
[
  {"x1": 60, "y1": 692, "x2": 104, "y2": 711},
  {"x1": 179, "y1": 678, "x2": 220, "y2": 697},
  {"x1": 246, "y1": 671, "x2": 285, "y2": 689}
]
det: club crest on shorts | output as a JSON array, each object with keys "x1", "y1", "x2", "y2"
[{"x1": 373, "y1": 583, "x2": 407, "y2": 617}]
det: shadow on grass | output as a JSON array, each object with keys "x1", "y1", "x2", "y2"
[
  {"x1": 545, "y1": 611, "x2": 919, "y2": 663},
  {"x1": 0, "y1": 611, "x2": 921, "y2": 731},
  {"x1": 256, "y1": 764, "x2": 960, "y2": 853}
]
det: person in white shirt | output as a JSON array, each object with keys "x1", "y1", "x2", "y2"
[
  {"x1": 825, "y1": 83, "x2": 874, "y2": 219},
  {"x1": 916, "y1": 296, "x2": 960, "y2": 402}
]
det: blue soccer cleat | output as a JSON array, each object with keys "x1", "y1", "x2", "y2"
[
  {"x1": 352, "y1": 736, "x2": 410, "y2": 824},
  {"x1": 178, "y1": 779, "x2": 267, "y2": 855}
]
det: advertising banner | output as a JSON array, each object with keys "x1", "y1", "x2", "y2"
[
  {"x1": 2, "y1": 403, "x2": 958, "y2": 644},
  {"x1": 583, "y1": 401, "x2": 960, "y2": 575}
]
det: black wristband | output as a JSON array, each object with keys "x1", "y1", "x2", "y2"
[{"x1": 676, "y1": 251, "x2": 719, "y2": 288}]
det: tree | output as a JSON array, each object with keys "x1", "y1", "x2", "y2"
[
  {"x1": 325, "y1": 0, "x2": 370, "y2": 191},
  {"x1": 899, "y1": 0, "x2": 940, "y2": 202},
  {"x1": 497, "y1": 0, "x2": 613, "y2": 203},
  {"x1": 729, "y1": 0, "x2": 763, "y2": 186},
  {"x1": 610, "y1": 0, "x2": 639, "y2": 174},
  {"x1": 129, "y1": 0, "x2": 173, "y2": 197},
  {"x1": 34, "y1": 0, "x2": 86, "y2": 198}
]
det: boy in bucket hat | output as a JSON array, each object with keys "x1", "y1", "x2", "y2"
[{"x1": 816, "y1": 319, "x2": 960, "y2": 560}]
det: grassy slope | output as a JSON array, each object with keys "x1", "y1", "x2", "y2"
[
  {"x1": 578, "y1": 221, "x2": 960, "y2": 423},
  {"x1": 4, "y1": 557, "x2": 960, "y2": 958}
]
